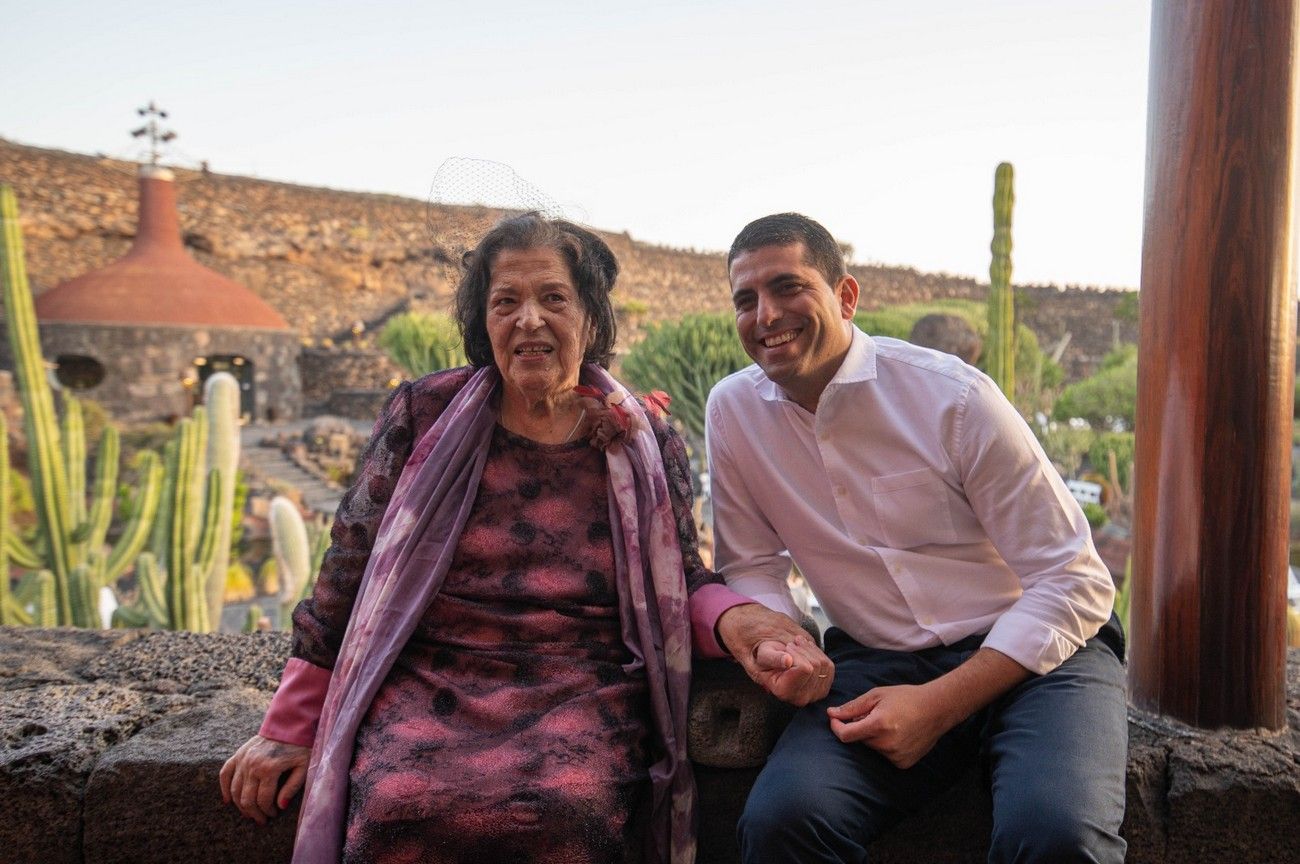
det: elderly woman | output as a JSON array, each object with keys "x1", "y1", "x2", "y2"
[{"x1": 221, "y1": 214, "x2": 831, "y2": 864}]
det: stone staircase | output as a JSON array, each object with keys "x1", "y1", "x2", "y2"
[{"x1": 238, "y1": 422, "x2": 364, "y2": 517}]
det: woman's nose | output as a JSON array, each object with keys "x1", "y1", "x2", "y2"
[{"x1": 515, "y1": 298, "x2": 543, "y2": 330}]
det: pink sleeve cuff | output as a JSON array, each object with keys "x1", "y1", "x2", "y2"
[
  {"x1": 258, "y1": 657, "x2": 331, "y2": 747},
  {"x1": 690, "y1": 582, "x2": 757, "y2": 658}
]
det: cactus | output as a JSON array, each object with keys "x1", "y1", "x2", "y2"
[
  {"x1": 202, "y1": 373, "x2": 240, "y2": 628},
  {"x1": 986, "y1": 162, "x2": 1016, "y2": 399},
  {"x1": 121, "y1": 373, "x2": 242, "y2": 632},
  {"x1": 621, "y1": 313, "x2": 751, "y2": 448},
  {"x1": 0, "y1": 412, "x2": 12, "y2": 625},
  {"x1": 378, "y1": 312, "x2": 467, "y2": 378},
  {"x1": 269, "y1": 495, "x2": 328, "y2": 629},
  {"x1": 1, "y1": 184, "x2": 165, "y2": 627}
]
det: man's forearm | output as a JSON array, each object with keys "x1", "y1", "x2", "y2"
[{"x1": 924, "y1": 647, "x2": 1032, "y2": 728}]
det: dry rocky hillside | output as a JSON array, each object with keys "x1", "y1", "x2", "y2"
[{"x1": 0, "y1": 138, "x2": 1133, "y2": 378}]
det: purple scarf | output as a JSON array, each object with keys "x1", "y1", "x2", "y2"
[{"x1": 292, "y1": 364, "x2": 696, "y2": 864}]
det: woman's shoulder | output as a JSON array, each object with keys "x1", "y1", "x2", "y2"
[
  {"x1": 407, "y1": 365, "x2": 476, "y2": 401},
  {"x1": 379, "y1": 361, "x2": 483, "y2": 431}
]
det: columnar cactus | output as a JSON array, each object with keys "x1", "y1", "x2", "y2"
[
  {"x1": 986, "y1": 162, "x2": 1016, "y2": 399},
  {"x1": 269, "y1": 495, "x2": 328, "y2": 629},
  {"x1": 1, "y1": 184, "x2": 164, "y2": 627},
  {"x1": 125, "y1": 373, "x2": 241, "y2": 632},
  {"x1": 0, "y1": 413, "x2": 12, "y2": 625}
]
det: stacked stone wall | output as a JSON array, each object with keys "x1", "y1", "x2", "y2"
[
  {"x1": 0, "y1": 138, "x2": 1135, "y2": 382},
  {"x1": 1, "y1": 627, "x2": 1298, "y2": 863}
]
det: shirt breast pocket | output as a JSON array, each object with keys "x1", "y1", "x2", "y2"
[{"x1": 870, "y1": 468, "x2": 958, "y2": 549}]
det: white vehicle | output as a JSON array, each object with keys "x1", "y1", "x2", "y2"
[{"x1": 1067, "y1": 479, "x2": 1103, "y2": 506}]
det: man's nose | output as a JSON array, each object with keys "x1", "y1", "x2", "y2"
[{"x1": 755, "y1": 292, "x2": 780, "y2": 327}]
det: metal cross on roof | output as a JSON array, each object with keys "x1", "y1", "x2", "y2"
[{"x1": 129, "y1": 101, "x2": 177, "y2": 166}]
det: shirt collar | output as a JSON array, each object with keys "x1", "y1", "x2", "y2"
[{"x1": 753, "y1": 325, "x2": 878, "y2": 402}]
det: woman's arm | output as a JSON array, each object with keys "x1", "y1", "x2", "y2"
[
  {"x1": 653, "y1": 414, "x2": 833, "y2": 701},
  {"x1": 651, "y1": 417, "x2": 755, "y2": 657}
]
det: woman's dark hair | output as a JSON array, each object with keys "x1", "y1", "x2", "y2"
[{"x1": 454, "y1": 213, "x2": 619, "y2": 368}]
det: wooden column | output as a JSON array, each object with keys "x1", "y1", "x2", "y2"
[{"x1": 1130, "y1": 0, "x2": 1297, "y2": 729}]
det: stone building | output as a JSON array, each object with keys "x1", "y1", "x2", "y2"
[{"x1": 30, "y1": 165, "x2": 300, "y2": 422}]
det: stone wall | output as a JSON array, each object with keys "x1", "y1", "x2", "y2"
[
  {"x1": 2, "y1": 627, "x2": 1297, "y2": 863},
  {"x1": 0, "y1": 322, "x2": 303, "y2": 423},
  {"x1": 296, "y1": 347, "x2": 400, "y2": 409},
  {"x1": 0, "y1": 138, "x2": 1135, "y2": 382}
]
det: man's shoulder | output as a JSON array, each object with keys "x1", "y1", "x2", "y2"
[
  {"x1": 870, "y1": 337, "x2": 985, "y2": 393},
  {"x1": 708, "y1": 363, "x2": 767, "y2": 407}
]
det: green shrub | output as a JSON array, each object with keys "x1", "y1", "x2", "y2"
[
  {"x1": 1034, "y1": 425, "x2": 1096, "y2": 478},
  {"x1": 1053, "y1": 346, "x2": 1138, "y2": 431},
  {"x1": 379, "y1": 312, "x2": 467, "y2": 378},
  {"x1": 621, "y1": 313, "x2": 751, "y2": 445},
  {"x1": 1082, "y1": 501, "x2": 1108, "y2": 530},
  {"x1": 1088, "y1": 432, "x2": 1136, "y2": 491}
]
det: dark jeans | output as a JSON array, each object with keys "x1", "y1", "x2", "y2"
[{"x1": 739, "y1": 615, "x2": 1128, "y2": 864}]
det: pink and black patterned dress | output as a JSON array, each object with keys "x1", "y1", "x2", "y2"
[{"x1": 290, "y1": 369, "x2": 720, "y2": 864}]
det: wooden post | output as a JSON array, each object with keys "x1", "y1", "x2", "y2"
[{"x1": 1130, "y1": 0, "x2": 1297, "y2": 729}]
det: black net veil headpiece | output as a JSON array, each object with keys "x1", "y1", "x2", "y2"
[{"x1": 425, "y1": 157, "x2": 588, "y2": 261}]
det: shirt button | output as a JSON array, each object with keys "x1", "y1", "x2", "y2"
[
  {"x1": 920, "y1": 616, "x2": 935, "y2": 627},
  {"x1": 819, "y1": 431, "x2": 830, "y2": 442}
]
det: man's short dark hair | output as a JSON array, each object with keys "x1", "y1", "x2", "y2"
[{"x1": 726, "y1": 213, "x2": 846, "y2": 287}]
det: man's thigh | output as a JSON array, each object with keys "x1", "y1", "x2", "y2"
[
  {"x1": 983, "y1": 620, "x2": 1128, "y2": 863},
  {"x1": 739, "y1": 633, "x2": 982, "y2": 862}
]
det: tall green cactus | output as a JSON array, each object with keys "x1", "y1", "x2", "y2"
[
  {"x1": 269, "y1": 495, "x2": 328, "y2": 629},
  {"x1": 987, "y1": 162, "x2": 1016, "y2": 399},
  {"x1": 119, "y1": 372, "x2": 241, "y2": 631},
  {"x1": 1, "y1": 184, "x2": 164, "y2": 627},
  {"x1": 0, "y1": 412, "x2": 12, "y2": 625}
]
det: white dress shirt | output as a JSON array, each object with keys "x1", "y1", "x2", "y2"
[{"x1": 705, "y1": 326, "x2": 1114, "y2": 675}]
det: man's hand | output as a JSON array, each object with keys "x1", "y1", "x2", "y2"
[
  {"x1": 827, "y1": 683, "x2": 952, "y2": 769},
  {"x1": 716, "y1": 603, "x2": 834, "y2": 706},
  {"x1": 219, "y1": 734, "x2": 311, "y2": 824},
  {"x1": 827, "y1": 647, "x2": 1032, "y2": 769}
]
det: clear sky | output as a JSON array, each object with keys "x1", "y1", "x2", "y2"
[{"x1": 6, "y1": 1, "x2": 1151, "y2": 288}]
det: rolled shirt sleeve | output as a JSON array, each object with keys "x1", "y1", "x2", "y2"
[{"x1": 956, "y1": 376, "x2": 1115, "y2": 674}]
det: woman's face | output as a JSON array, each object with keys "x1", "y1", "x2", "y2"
[{"x1": 486, "y1": 245, "x2": 593, "y2": 405}]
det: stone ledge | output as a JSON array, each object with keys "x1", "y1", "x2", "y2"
[{"x1": 1, "y1": 628, "x2": 1296, "y2": 863}]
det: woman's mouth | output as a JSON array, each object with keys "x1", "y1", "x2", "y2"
[{"x1": 509, "y1": 340, "x2": 551, "y2": 361}]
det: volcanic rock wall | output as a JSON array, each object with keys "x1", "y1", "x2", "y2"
[{"x1": 0, "y1": 138, "x2": 1134, "y2": 380}]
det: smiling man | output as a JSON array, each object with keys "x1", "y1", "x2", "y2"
[{"x1": 705, "y1": 213, "x2": 1128, "y2": 863}]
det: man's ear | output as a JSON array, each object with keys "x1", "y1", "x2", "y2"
[{"x1": 837, "y1": 274, "x2": 860, "y2": 320}]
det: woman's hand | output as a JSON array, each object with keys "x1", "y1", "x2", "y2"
[
  {"x1": 219, "y1": 734, "x2": 311, "y2": 824},
  {"x1": 716, "y1": 603, "x2": 834, "y2": 706}
]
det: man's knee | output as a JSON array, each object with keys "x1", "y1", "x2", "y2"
[
  {"x1": 738, "y1": 764, "x2": 889, "y2": 863},
  {"x1": 990, "y1": 799, "x2": 1125, "y2": 864},
  {"x1": 737, "y1": 770, "x2": 828, "y2": 848}
]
